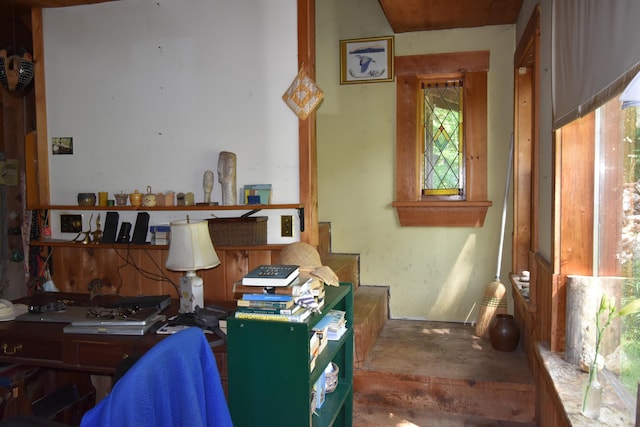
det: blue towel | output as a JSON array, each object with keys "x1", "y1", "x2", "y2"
[{"x1": 80, "y1": 327, "x2": 233, "y2": 427}]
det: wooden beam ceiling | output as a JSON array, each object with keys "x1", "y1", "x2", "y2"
[
  {"x1": 3, "y1": 0, "x2": 523, "y2": 33},
  {"x1": 378, "y1": 0, "x2": 523, "y2": 33}
]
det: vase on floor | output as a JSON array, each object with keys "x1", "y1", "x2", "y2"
[{"x1": 488, "y1": 314, "x2": 520, "y2": 352}]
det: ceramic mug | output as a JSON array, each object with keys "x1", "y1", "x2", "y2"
[
  {"x1": 130, "y1": 190, "x2": 143, "y2": 207},
  {"x1": 142, "y1": 186, "x2": 156, "y2": 207}
]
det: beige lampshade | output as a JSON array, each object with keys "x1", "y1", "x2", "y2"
[{"x1": 166, "y1": 219, "x2": 220, "y2": 271}]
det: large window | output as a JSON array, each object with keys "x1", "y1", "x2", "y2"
[
  {"x1": 552, "y1": 94, "x2": 640, "y2": 413},
  {"x1": 596, "y1": 96, "x2": 640, "y2": 396},
  {"x1": 393, "y1": 51, "x2": 491, "y2": 227}
]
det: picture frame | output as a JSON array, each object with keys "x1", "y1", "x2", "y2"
[{"x1": 340, "y1": 36, "x2": 394, "y2": 84}]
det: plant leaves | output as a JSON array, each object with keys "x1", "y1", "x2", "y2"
[{"x1": 615, "y1": 298, "x2": 640, "y2": 318}]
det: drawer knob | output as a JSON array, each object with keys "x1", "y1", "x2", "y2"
[{"x1": 2, "y1": 343, "x2": 22, "y2": 355}]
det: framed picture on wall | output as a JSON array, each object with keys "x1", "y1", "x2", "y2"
[{"x1": 340, "y1": 36, "x2": 394, "y2": 84}]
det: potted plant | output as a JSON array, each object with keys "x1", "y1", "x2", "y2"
[{"x1": 582, "y1": 293, "x2": 640, "y2": 418}]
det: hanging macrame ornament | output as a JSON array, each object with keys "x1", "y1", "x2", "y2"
[
  {"x1": 0, "y1": 49, "x2": 34, "y2": 92},
  {"x1": 282, "y1": 67, "x2": 324, "y2": 120}
]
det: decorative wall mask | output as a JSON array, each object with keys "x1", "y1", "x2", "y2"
[{"x1": 0, "y1": 49, "x2": 34, "y2": 92}]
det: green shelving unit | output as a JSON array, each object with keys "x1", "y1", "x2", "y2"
[{"x1": 228, "y1": 283, "x2": 354, "y2": 427}]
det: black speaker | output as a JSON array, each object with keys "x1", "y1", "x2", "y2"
[
  {"x1": 117, "y1": 222, "x2": 132, "y2": 243},
  {"x1": 131, "y1": 212, "x2": 150, "y2": 244},
  {"x1": 102, "y1": 212, "x2": 119, "y2": 244}
]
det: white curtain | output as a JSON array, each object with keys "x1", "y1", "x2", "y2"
[{"x1": 552, "y1": 0, "x2": 640, "y2": 129}]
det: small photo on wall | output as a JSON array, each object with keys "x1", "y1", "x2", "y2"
[{"x1": 52, "y1": 137, "x2": 73, "y2": 155}]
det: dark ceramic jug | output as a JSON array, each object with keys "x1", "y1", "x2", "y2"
[{"x1": 489, "y1": 314, "x2": 520, "y2": 352}]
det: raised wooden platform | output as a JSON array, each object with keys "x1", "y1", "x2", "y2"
[
  {"x1": 353, "y1": 285, "x2": 389, "y2": 368},
  {"x1": 353, "y1": 320, "x2": 536, "y2": 426},
  {"x1": 318, "y1": 222, "x2": 535, "y2": 425}
]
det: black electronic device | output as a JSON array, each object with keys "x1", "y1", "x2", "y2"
[
  {"x1": 131, "y1": 212, "x2": 150, "y2": 244},
  {"x1": 117, "y1": 222, "x2": 132, "y2": 243},
  {"x1": 102, "y1": 211, "x2": 119, "y2": 244}
]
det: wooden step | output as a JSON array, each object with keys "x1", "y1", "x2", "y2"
[
  {"x1": 353, "y1": 286, "x2": 389, "y2": 368},
  {"x1": 324, "y1": 253, "x2": 360, "y2": 289},
  {"x1": 354, "y1": 320, "x2": 535, "y2": 424}
]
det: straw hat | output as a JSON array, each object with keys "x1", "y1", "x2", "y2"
[
  {"x1": 277, "y1": 242, "x2": 339, "y2": 287},
  {"x1": 0, "y1": 299, "x2": 28, "y2": 322}
]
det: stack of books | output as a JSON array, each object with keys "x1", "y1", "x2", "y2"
[
  {"x1": 234, "y1": 293, "x2": 312, "y2": 323},
  {"x1": 233, "y1": 276, "x2": 313, "y2": 298},
  {"x1": 312, "y1": 309, "x2": 347, "y2": 341}
]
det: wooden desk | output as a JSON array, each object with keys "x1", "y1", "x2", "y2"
[
  {"x1": 0, "y1": 293, "x2": 230, "y2": 421},
  {"x1": 0, "y1": 292, "x2": 228, "y2": 376}
]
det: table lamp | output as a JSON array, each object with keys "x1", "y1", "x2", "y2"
[{"x1": 166, "y1": 218, "x2": 220, "y2": 313}]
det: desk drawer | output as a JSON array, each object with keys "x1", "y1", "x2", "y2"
[
  {"x1": 65, "y1": 341, "x2": 136, "y2": 372},
  {"x1": 0, "y1": 336, "x2": 62, "y2": 361}
]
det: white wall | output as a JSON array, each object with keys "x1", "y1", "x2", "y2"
[
  {"x1": 42, "y1": 0, "x2": 301, "y2": 242},
  {"x1": 317, "y1": 0, "x2": 516, "y2": 321}
]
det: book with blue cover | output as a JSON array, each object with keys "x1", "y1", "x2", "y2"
[{"x1": 241, "y1": 293, "x2": 293, "y2": 302}]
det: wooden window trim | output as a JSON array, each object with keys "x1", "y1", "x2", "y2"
[
  {"x1": 513, "y1": 6, "x2": 540, "y2": 276},
  {"x1": 392, "y1": 51, "x2": 491, "y2": 227}
]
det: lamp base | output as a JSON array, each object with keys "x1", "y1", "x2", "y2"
[{"x1": 179, "y1": 271, "x2": 204, "y2": 313}]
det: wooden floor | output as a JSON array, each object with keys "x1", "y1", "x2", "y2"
[{"x1": 352, "y1": 320, "x2": 536, "y2": 427}]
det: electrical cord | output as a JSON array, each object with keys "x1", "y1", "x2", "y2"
[{"x1": 112, "y1": 245, "x2": 180, "y2": 298}]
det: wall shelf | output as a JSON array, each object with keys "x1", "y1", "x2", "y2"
[
  {"x1": 29, "y1": 240, "x2": 288, "y2": 251},
  {"x1": 33, "y1": 203, "x2": 303, "y2": 211}
]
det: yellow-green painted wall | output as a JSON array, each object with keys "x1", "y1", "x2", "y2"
[{"x1": 316, "y1": 0, "x2": 516, "y2": 321}]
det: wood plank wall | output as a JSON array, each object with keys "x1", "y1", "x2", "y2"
[
  {"x1": 514, "y1": 251, "x2": 570, "y2": 426},
  {"x1": 47, "y1": 245, "x2": 285, "y2": 303}
]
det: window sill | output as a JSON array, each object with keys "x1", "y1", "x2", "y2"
[
  {"x1": 392, "y1": 200, "x2": 492, "y2": 227},
  {"x1": 536, "y1": 343, "x2": 635, "y2": 426}
]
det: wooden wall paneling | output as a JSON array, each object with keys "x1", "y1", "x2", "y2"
[
  {"x1": 297, "y1": 0, "x2": 318, "y2": 247},
  {"x1": 202, "y1": 258, "x2": 227, "y2": 302},
  {"x1": 513, "y1": 67, "x2": 533, "y2": 275},
  {"x1": 51, "y1": 246, "x2": 287, "y2": 302},
  {"x1": 30, "y1": 8, "x2": 49, "y2": 207},
  {"x1": 534, "y1": 253, "x2": 552, "y2": 346},
  {"x1": 555, "y1": 114, "x2": 595, "y2": 276},
  {"x1": 50, "y1": 246, "x2": 171, "y2": 296},
  {"x1": 534, "y1": 346, "x2": 571, "y2": 427},
  {"x1": 395, "y1": 74, "x2": 420, "y2": 201},
  {"x1": 550, "y1": 273, "x2": 566, "y2": 353},
  {"x1": 549, "y1": 113, "x2": 595, "y2": 353}
]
